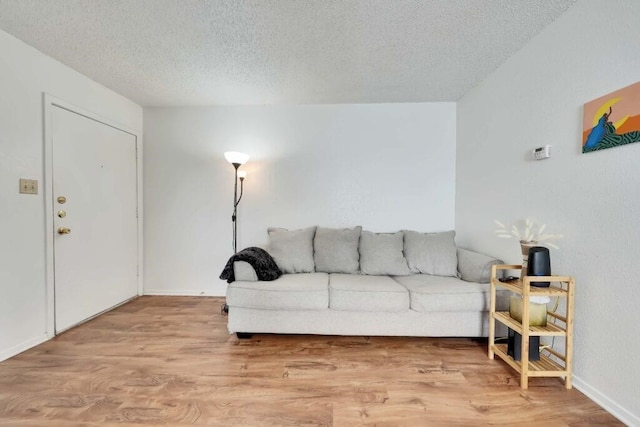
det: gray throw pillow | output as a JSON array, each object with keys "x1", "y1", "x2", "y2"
[
  {"x1": 267, "y1": 226, "x2": 316, "y2": 273},
  {"x1": 359, "y1": 231, "x2": 410, "y2": 276},
  {"x1": 403, "y1": 230, "x2": 458, "y2": 277},
  {"x1": 457, "y1": 248, "x2": 504, "y2": 283},
  {"x1": 314, "y1": 226, "x2": 362, "y2": 273}
]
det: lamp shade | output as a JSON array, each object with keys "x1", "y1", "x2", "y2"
[
  {"x1": 238, "y1": 170, "x2": 247, "y2": 179},
  {"x1": 224, "y1": 151, "x2": 249, "y2": 165}
]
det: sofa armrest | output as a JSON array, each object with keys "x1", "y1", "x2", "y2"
[
  {"x1": 233, "y1": 261, "x2": 258, "y2": 282},
  {"x1": 457, "y1": 248, "x2": 504, "y2": 283}
]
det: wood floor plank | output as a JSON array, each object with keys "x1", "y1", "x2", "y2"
[{"x1": 0, "y1": 296, "x2": 623, "y2": 425}]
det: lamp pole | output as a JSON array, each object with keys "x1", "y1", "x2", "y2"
[
  {"x1": 225, "y1": 151, "x2": 249, "y2": 253},
  {"x1": 231, "y1": 164, "x2": 246, "y2": 254},
  {"x1": 223, "y1": 151, "x2": 249, "y2": 315},
  {"x1": 231, "y1": 162, "x2": 239, "y2": 254}
]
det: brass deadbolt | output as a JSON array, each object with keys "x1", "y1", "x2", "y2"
[
  {"x1": 57, "y1": 196, "x2": 67, "y2": 204},
  {"x1": 57, "y1": 210, "x2": 66, "y2": 218}
]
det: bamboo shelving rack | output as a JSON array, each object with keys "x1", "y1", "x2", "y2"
[{"x1": 488, "y1": 264, "x2": 575, "y2": 389}]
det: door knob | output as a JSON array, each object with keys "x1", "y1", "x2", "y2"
[{"x1": 57, "y1": 227, "x2": 71, "y2": 235}]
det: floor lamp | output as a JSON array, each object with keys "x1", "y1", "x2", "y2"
[
  {"x1": 224, "y1": 151, "x2": 249, "y2": 253},
  {"x1": 223, "y1": 151, "x2": 249, "y2": 314}
]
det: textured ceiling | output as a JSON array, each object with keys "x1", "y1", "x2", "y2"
[{"x1": 0, "y1": 0, "x2": 576, "y2": 106}]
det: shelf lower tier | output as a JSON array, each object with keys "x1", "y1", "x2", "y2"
[
  {"x1": 493, "y1": 312, "x2": 567, "y2": 336},
  {"x1": 491, "y1": 344, "x2": 568, "y2": 377}
]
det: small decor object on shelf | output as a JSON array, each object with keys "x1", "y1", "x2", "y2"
[
  {"x1": 509, "y1": 294, "x2": 549, "y2": 326},
  {"x1": 519, "y1": 240, "x2": 537, "y2": 280},
  {"x1": 494, "y1": 218, "x2": 562, "y2": 279},
  {"x1": 527, "y1": 246, "x2": 551, "y2": 287},
  {"x1": 507, "y1": 328, "x2": 540, "y2": 362}
]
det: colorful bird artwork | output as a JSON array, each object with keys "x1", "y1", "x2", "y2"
[{"x1": 582, "y1": 82, "x2": 640, "y2": 153}]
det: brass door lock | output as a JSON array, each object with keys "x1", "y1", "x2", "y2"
[{"x1": 57, "y1": 227, "x2": 71, "y2": 235}]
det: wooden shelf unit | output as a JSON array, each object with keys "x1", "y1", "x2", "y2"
[{"x1": 488, "y1": 264, "x2": 575, "y2": 389}]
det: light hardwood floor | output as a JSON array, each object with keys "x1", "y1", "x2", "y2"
[{"x1": 0, "y1": 296, "x2": 622, "y2": 426}]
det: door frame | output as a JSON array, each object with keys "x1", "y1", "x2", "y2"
[{"x1": 43, "y1": 94, "x2": 143, "y2": 338}]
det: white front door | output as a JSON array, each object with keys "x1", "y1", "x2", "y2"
[{"x1": 52, "y1": 105, "x2": 138, "y2": 333}]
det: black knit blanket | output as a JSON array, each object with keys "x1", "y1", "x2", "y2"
[{"x1": 219, "y1": 247, "x2": 282, "y2": 283}]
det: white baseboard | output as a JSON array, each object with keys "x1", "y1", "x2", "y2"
[
  {"x1": 143, "y1": 289, "x2": 223, "y2": 297},
  {"x1": 573, "y1": 375, "x2": 639, "y2": 426},
  {"x1": 0, "y1": 333, "x2": 50, "y2": 362}
]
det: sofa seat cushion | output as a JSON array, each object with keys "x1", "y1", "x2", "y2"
[
  {"x1": 329, "y1": 274, "x2": 410, "y2": 312},
  {"x1": 227, "y1": 273, "x2": 328, "y2": 311},
  {"x1": 392, "y1": 274, "x2": 509, "y2": 312}
]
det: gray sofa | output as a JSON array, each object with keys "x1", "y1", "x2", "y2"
[{"x1": 226, "y1": 226, "x2": 508, "y2": 338}]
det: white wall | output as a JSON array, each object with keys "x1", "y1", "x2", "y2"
[
  {"x1": 0, "y1": 29, "x2": 142, "y2": 361},
  {"x1": 144, "y1": 103, "x2": 456, "y2": 295},
  {"x1": 456, "y1": 0, "x2": 640, "y2": 424}
]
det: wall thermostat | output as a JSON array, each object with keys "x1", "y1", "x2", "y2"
[{"x1": 532, "y1": 145, "x2": 551, "y2": 160}]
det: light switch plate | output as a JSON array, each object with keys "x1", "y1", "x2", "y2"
[{"x1": 19, "y1": 179, "x2": 38, "y2": 194}]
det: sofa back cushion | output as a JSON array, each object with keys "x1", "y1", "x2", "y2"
[
  {"x1": 403, "y1": 230, "x2": 458, "y2": 277},
  {"x1": 457, "y1": 248, "x2": 503, "y2": 283},
  {"x1": 267, "y1": 226, "x2": 316, "y2": 273},
  {"x1": 359, "y1": 231, "x2": 411, "y2": 276},
  {"x1": 314, "y1": 226, "x2": 362, "y2": 273}
]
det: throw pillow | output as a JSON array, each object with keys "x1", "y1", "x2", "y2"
[
  {"x1": 457, "y1": 248, "x2": 504, "y2": 283},
  {"x1": 359, "y1": 231, "x2": 411, "y2": 276},
  {"x1": 267, "y1": 226, "x2": 317, "y2": 273},
  {"x1": 314, "y1": 226, "x2": 362, "y2": 273},
  {"x1": 403, "y1": 230, "x2": 458, "y2": 277}
]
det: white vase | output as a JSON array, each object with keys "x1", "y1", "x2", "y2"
[{"x1": 519, "y1": 240, "x2": 538, "y2": 280}]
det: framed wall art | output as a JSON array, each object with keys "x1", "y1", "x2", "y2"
[{"x1": 582, "y1": 81, "x2": 640, "y2": 153}]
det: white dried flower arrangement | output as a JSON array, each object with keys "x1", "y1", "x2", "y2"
[{"x1": 494, "y1": 218, "x2": 563, "y2": 249}]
